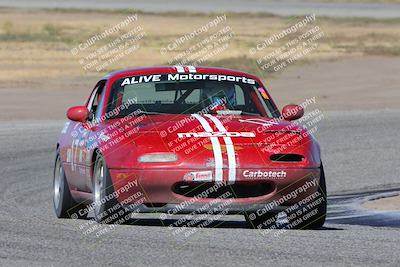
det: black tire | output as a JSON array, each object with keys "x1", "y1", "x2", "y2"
[
  {"x1": 92, "y1": 152, "x2": 129, "y2": 224},
  {"x1": 53, "y1": 151, "x2": 87, "y2": 219},
  {"x1": 244, "y1": 164, "x2": 327, "y2": 230},
  {"x1": 301, "y1": 164, "x2": 327, "y2": 229}
]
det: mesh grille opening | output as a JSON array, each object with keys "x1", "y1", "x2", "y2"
[{"x1": 172, "y1": 182, "x2": 275, "y2": 198}]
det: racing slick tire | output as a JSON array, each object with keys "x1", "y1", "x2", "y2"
[
  {"x1": 301, "y1": 163, "x2": 327, "y2": 229},
  {"x1": 53, "y1": 150, "x2": 87, "y2": 219},
  {"x1": 92, "y1": 152, "x2": 129, "y2": 224},
  {"x1": 244, "y1": 163, "x2": 327, "y2": 230}
]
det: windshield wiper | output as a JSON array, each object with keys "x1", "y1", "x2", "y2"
[
  {"x1": 137, "y1": 111, "x2": 169, "y2": 115},
  {"x1": 108, "y1": 111, "x2": 169, "y2": 119},
  {"x1": 239, "y1": 111, "x2": 260, "y2": 116}
]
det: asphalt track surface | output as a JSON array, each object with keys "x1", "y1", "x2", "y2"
[
  {"x1": 1, "y1": 110, "x2": 399, "y2": 266},
  {"x1": 1, "y1": 0, "x2": 400, "y2": 18}
]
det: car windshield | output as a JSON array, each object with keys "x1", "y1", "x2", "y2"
[{"x1": 106, "y1": 73, "x2": 278, "y2": 118}]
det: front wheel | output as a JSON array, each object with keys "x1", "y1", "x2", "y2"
[
  {"x1": 301, "y1": 164, "x2": 327, "y2": 229},
  {"x1": 244, "y1": 164, "x2": 327, "y2": 230},
  {"x1": 92, "y1": 153, "x2": 129, "y2": 224},
  {"x1": 53, "y1": 151, "x2": 87, "y2": 219}
]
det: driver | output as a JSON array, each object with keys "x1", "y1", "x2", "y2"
[{"x1": 202, "y1": 81, "x2": 236, "y2": 112}]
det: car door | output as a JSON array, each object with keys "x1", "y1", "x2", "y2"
[
  {"x1": 83, "y1": 80, "x2": 106, "y2": 192},
  {"x1": 63, "y1": 80, "x2": 106, "y2": 193}
]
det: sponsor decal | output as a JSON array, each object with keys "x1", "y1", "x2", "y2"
[
  {"x1": 78, "y1": 150, "x2": 83, "y2": 162},
  {"x1": 257, "y1": 87, "x2": 269, "y2": 100},
  {"x1": 120, "y1": 73, "x2": 256, "y2": 86},
  {"x1": 61, "y1": 122, "x2": 70, "y2": 134},
  {"x1": 184, "y1": 171, "x2": 213, "y2": 182},
  {"x1": 243, "y1": 170, "x2": 287, "y2": 179},
  {"x1": 177, "y1": 131, "x2": 255, "y2": 138},
  {"x1": 70, "y1": 139, "x2": 79, "y2": 171},
  {"x1": 121, "y1": 74, "x2": 162, "y2": 86},
  {"x1": 66, "y1": 148, "x2": 72, "y2": 163},
  {"x1": 116, "y1": 173, "x2": 130, "y2": 179}
]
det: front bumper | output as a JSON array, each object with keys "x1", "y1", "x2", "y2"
[{"x1": 109, "y1": 167, "x2": 321, "y2": 213}]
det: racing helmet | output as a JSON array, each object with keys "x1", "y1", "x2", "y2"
[{"x1": 202, "y1": 81, "x2": 236, "y2": 111}]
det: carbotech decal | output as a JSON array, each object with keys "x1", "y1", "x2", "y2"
[{"x1": 243, "y1": 170, "x2": 287, "y2": 179}]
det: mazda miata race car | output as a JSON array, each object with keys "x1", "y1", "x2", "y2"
[{"x1": 53, "y1": 66, "x2": 326, "y2": 229}]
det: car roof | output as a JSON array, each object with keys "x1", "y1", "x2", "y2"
[{"x1": 102, "y1": 66, "x2": 260, "y2": 81}]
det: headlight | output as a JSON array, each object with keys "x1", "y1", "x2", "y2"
[{"x1": 138, "y1": 153, "x2": 178, "y2": 163}]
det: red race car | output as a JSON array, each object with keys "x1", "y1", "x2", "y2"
[{"x1": 53, "y1": 66, "x2": 326, "y2": 229}]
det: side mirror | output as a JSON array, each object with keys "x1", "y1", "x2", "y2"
[
  {"x1": 67, "y1": 106, "x2": 89, "y2": 122},
  {"x1": 282, "y1": 104, "x2": 304, "y2": 121}
]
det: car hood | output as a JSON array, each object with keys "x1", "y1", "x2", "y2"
[
  {"x1": 113, "y1": 114, "x2": 306, "y2": 146},
  {"x1": 102, "y1": 114, "x2": 319, "y2": 169}
]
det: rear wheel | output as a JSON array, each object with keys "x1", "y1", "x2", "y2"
[
  {"x1": 92, "y1": 152, "x2": 129, "y2": 224},
  {"x1": 53, "y1": 151, "x2": 87, "y2": 219}
]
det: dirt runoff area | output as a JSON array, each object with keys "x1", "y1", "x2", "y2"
[
  {"x1": 363, "y1": 195, "x2": 400, "y2": 212},
  {"x1": 0, "y1": 55, "x2": 399, "y2": 121}
]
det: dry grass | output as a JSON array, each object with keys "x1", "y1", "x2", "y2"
[{"x1": 0, "y1": 8, "x2": 400, "y2": 85}]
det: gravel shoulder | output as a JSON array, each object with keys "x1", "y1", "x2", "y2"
[{"x1": 363, "y1": 195, "x2": 400, "y2": 211}]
